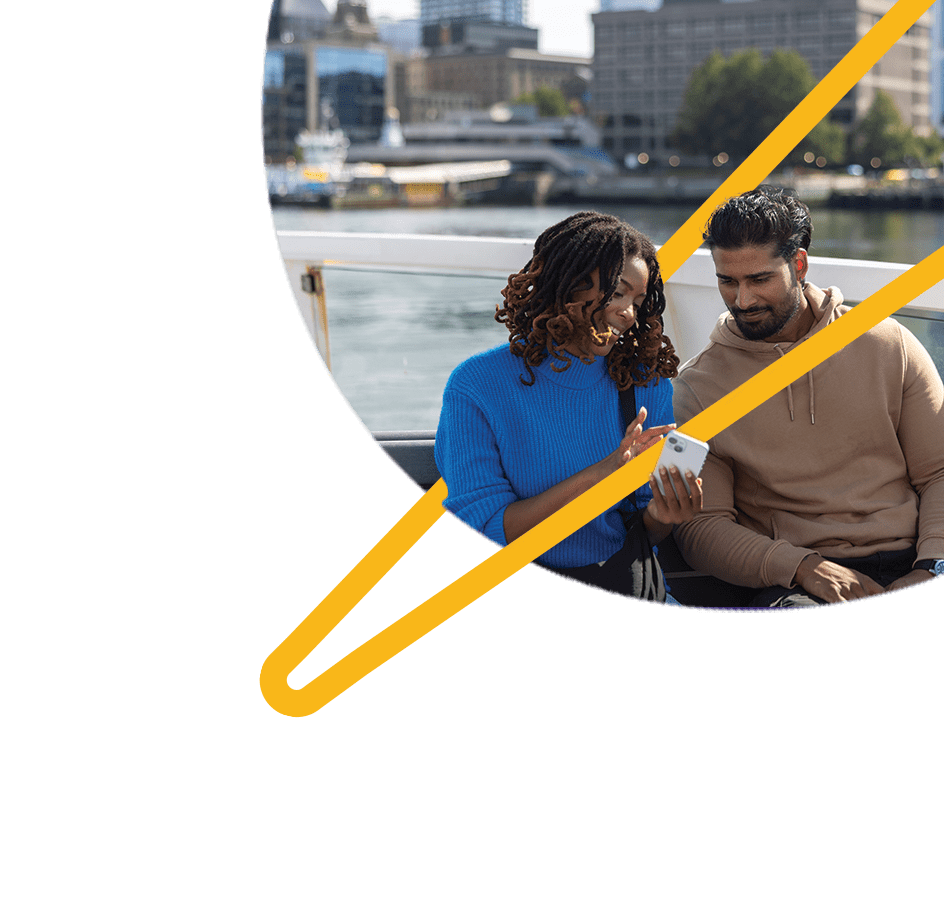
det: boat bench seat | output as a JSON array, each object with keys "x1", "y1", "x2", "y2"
[{"x1": 375, "y1": 431, "x2": 740, "y2": 607}]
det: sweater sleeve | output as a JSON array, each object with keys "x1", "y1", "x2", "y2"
[
  {"x1": 897, "y1": 325, "x2": 944, "y2": 562},
  {"x1": 672, "y1": 375, "x2": 812, "y2": 588},
  {"x1": 434, "y1": 385, "x2": 519, "y2": 547}
]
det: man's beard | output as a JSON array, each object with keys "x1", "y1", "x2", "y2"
[{"x1": 731, "y1": 284, "x2": 802, "y2": 341}]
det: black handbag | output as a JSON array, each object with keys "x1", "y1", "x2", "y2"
[{"x1": 613, "y1": 383, "x2": 667, "y2": 603}]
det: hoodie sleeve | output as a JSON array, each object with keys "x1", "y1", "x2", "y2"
[
  {"x1": 672, "y1": 375, "x2": 813, "y2": 589},
  {"x1": 897, "y1": 325, "x2": 944, "y2": 562}
]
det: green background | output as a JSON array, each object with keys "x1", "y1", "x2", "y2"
[{"x1": 4, "y1": 0, "x2": 944, "y2": 897}]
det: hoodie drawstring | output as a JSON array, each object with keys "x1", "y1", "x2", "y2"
[
  {"x1": 775, "y1": 345, "x2": 816, "y2": 424},
  {"x1": 775, "y1": 346, "x2": 795, "y2": 422},
  {"x1": 808, "y1": 370, "x2": 815, "y2": 425}
]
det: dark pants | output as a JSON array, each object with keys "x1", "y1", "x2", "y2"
[{"x1": 746, "y1": 546, "x2": 917, "y2": 608}]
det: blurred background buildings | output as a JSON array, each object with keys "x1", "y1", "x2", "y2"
[
  {"x1": 419, "y1": 0, "x2": 528, "y2": 25},
  {"x1": 592, "y1": 0, "x2": 935, "y2": 164},
  {"x1": 263, "y1": 0, "x2": 942, "y2": 172}
]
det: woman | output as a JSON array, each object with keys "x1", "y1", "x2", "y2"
[{"x1": 434, "y1": 211, "x2": 702, "y2": 601}]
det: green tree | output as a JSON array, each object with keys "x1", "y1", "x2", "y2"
[
  {"x1": 850, "y1": 90, "x2": 944, "y2": 168},
  {"x1": 672, "y1": 49, "x2": 845, "y2": 166},
  {"x1": 514, "y1": 85, "x2": 570, "y2": 118},
  {"x1": 915, "y1": 131, "x2": 944, "y2": 168}
]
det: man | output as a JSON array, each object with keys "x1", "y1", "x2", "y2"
[{"x1": 672, "y1": 187, "x2": 944, "y2": 607}]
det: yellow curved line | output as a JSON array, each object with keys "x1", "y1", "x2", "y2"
[
  {"x1": 267, "y1": 256, "x2": 943, "y2": 716},
  {"x1": 657, "y1": 0, "x2": 938, "y2": 278},
  {"x1": 261, "y1": 0, "x2": 939, "y2": 717}
]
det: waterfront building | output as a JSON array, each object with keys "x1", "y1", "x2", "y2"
[
  {"x1": 591, "y1": 0, "x2": 935, "y2": 163},
  {"x1": 263, "y1": 45, "x2": 309, "y2": 161},
  {"x1": 599, "y1": 0, "x2": 660, "y2": 11},
  {"x1": 267, "y1": 0, "x2": 331, "y2": 42},
  {"x1": 422, "y1": 48, "x2": 591, "y2": 111},
  {"x1": 405, "y1": 0, "x2": 581, "y2": 118},
  {"x1": 393, "y1": 56, "x2": 479, "y2": 123},
  {"x1": 314, "y1": 43, "x2": 389, "y2": 143},
  {"x1": 263, "y1": 2, "x2": 391, "y2": 160},
  {"x1": 421, "y1": 19, "x2": 538, "y2": 52},
  {"x1": 375, "y1": 17, "x2": 423, "y2": 55},
  {"x1": 325, "y1": 0, "x2": 380, "y2": 45},
  {"x1": 419, "y1": 0, "x2": 528, "y2": 26},
  {"x1": 419, "y1": 0, "x2": 535, "y2": 51},
  {"x1": 398, "y1": 106, "x2": 603, "y2": 149}
]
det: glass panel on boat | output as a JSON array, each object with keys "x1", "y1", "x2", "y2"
[
  {"x1": 321, "y1": 267, "x2": 510, "y2": 432},
  {"x1": 317, "y1": 267, "x2": 944, "y2": 433},
  {"x1": 892, "y1": 311, "x2": 944, "y2": 377}
]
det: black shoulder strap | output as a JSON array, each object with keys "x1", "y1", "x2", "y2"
[
  {"x1": 617, "y1": 384, "x2": 639, "y2": 516},
  {"x1": 618, "y1": 383, "x2": 637, "y2": 432}
]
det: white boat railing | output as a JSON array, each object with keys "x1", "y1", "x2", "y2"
[{"x1": 276, "y1": 230, "x2": 944, "y2": 369}]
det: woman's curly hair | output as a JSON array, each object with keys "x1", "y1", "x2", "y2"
[{"x1": 495, "y1": 211, "x2": 679, "y2": 388}]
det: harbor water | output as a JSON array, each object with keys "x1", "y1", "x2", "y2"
[{"x1": 271, "y1": 203, "x2": 944, "y2": 431}]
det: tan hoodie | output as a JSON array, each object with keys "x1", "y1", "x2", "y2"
[{"x1": 673, "y1": 284, "x2": 944, "y2": 589}]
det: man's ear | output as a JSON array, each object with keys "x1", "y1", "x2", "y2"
[{"x1": 793, "y1": 248, "x2": 809, "y2": 282}]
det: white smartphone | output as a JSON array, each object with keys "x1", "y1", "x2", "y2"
[{"x1": 653, "y1": 431, "x2": 710, "y2": 501}]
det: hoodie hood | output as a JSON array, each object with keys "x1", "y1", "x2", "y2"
[
  {"x1": 704, "y1": 282, "x2": 845, "y2": 424},
  {"x1": 709, "y1": 282, "x2": 845, "y2": 352}
]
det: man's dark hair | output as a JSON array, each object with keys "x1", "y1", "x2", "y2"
[{"x1": 702, "y1": 186, "x2": 813, "y2": 260}]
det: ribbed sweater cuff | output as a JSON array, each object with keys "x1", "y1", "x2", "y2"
[{"x1": 482, "y1": 509, "x2": 509, "y2": 548}]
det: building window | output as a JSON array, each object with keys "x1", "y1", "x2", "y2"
[
  {"x1": 264, "y1": 51, "x2": 287, "y2": 88},
  {"x1": 828, "y1": 34, "x2": 854, "y2": 52},
  {"x1": 316, "y1": 47, "x2": 387, "y2": 142}
]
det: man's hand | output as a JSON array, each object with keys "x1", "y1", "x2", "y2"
[
  {"x1": 884, "y1": 569, "x2": 934, "y2": 594},
  {"x1": 793, "y1": 555, "x2": 885, "y2": 603}
]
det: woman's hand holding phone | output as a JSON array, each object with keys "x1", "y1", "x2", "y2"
[
  {"x1": 641, "y1": 431, "x2": 708, "y2": 542},
  {"x1": 646, "y1": 466, "x2": 703, "y2": 526}
]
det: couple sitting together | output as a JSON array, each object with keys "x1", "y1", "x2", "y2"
[{"x1": 434, "y1": 188, "x2": 944, "y2": 608}]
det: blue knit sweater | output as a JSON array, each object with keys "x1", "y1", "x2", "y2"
[{"x1": 435, "y1": 343, "x2": 674, "y2": 569}]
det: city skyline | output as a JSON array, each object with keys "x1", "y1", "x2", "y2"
[{"x1": 369, "y1": 0, "x2": 596, "y2": 55}]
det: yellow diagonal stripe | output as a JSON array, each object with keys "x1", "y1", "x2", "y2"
[
  {"x1": 261, "y1": 0, "x2": 939, "y2": 716},
  {"x1": 264, "y1": 480, "x2": 447, "y2": 678},
  {"x1": 658, "y1": 0, "x2": 939, "y2": 280},
  {"x1": 266, "y1": 255, "x2": 942, "y2": 716}
]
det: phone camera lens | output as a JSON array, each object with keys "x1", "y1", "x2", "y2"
[{"x1": 674, "y1": 445, "x2": 683, "y2": 453}]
